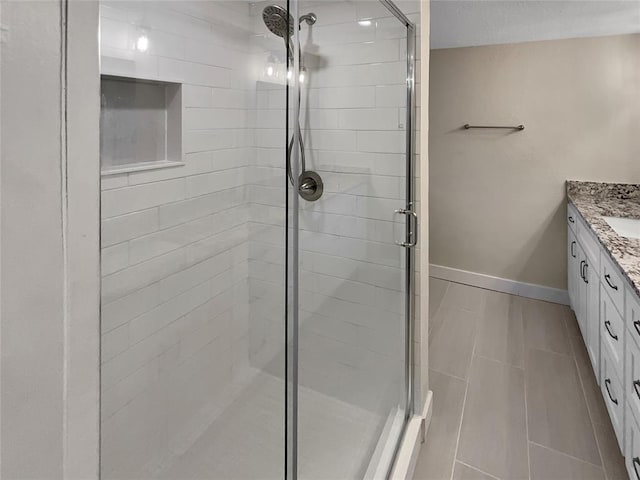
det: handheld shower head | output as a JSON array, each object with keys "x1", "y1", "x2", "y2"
[
  {"x1": 262, "y1": 5, "x2": 317, "y2": 37},
  {"x1": 261, "y1": 4, "x2": 323, "y2": 201},
  {"x1": 262, "y1": 5, "x2": 294, "y2": 38}
]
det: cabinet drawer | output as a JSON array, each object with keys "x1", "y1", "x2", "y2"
[
  {"x1": 602, "y1": 346, "x2": 625, "y2": 451},
  {"x1": 601, "y1": 252, "x2": 625, "y2": 316},
  {"x1": 627, "y1": 288, "x2": 640, "y2": 346},
  {"x1": 567, "y1": 203, "x2": 578, "y2": 234},
  {"x1": 627, "y1": 406, "x2": 640, "y2": 480},
  {"x1": 627, "y1": 334, "x2": 640, "y2": 434},
  {"x1": 601, "y1": 287, "x2": 624, "y2": 377}
]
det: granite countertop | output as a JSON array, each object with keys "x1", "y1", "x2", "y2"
[{"x1": 567, "y1": 181, "x2": 640, "y2": 298}]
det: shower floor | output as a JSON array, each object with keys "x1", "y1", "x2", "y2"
[{"x1": 151, "y1": 369, "x2": 385, "y2": 480}]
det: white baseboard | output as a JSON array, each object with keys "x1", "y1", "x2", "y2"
[
  {"x1": 389, "y1": 391, "x2": 433, "y2": 480},
  {"x1": 430, "y1": 264, "x2": 569, "y2": 305}
]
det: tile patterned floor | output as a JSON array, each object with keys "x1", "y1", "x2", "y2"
[{"x1": 414, "y1": 279, "x2": 628, "y2": 480}]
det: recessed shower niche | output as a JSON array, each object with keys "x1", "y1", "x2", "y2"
[{"x1": 100, "y1": 75, "x2": 182, "y2": 173}]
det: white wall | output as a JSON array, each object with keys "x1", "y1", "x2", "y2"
[
  {"x1": 1, "y1": 1, "x2": 100, "y2": 477},
  {"x1": 2, "y1": 3, "x2": 64, "y2": 475}
]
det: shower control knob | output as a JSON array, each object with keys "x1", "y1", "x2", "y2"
[
  {"x1": 299, "y1": 179, "x2": 315, "y2": 192},
  {"x1": 298, "y1": 171, "x2": 323, "y2": 202}
]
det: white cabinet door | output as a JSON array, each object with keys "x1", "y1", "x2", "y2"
[
  {"x1": 602, "y1": 345, "x2": 624, "y2": 451},
  {"x1": 576, "y1": 242, "x2": 588, "y2": 338},
  {"x1": 568, "y1": 228, "x2": 579, "y2": 310},
  {"x1": 585, "y1": 257, "x2": 600, "y2": 378},
  {"x1": 625, "y1": 407, "x2": 640, "y2": 480}
]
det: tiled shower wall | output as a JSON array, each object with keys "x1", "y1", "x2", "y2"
[
  {"x1": 99, "y1": 2, "x2": 259, "y2": 475},
  {"x1": 248, "y1": 0, "x2": 421, "y2": 416},
  {"x1": 99, "y1": 0, "x2": 421, "y2": 475}
]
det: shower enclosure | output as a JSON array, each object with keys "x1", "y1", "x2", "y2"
[{"x1": 99, "y1": 0, "x2": 417, "y2": 477}]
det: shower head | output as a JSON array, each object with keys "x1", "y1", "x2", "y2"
[
  {"x1": 299, "y1": 13, "x2": 317, "y2": 25},
  {"x1": 262, "y1": 5, "x2": 317, "y2": 37},
  {"x1": 262, "y1": 5, "x2": 294, "y2": 38}
]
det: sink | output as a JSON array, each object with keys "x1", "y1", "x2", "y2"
[{"x1": 603, "y1": 216, "x2": 640, "y2": 239}]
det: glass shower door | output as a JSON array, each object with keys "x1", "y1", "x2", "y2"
[
  {"x1": 98, "y1": 2, "x2": 289, "y2": 478},
  {"x1": 98, "y1": 0, "x2": 414, "y2": 477},
  {"x1": 287, "y1": 1, "x2": 416, "y2": 477}
]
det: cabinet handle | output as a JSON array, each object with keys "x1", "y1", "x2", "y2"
[
  {"x1": 605, "y1": 378, "x2": 618, "y2": 405},
  {"x1": 569, "y1": 215, "x2": 575, "y2": 224},
  {"x1": 580, "y1": 260, "x2": 585, "y2": 280},
  {"x1": 604, "y1": 320, "x2": 618, "y2": 341},
  {"x1": 583, "y1": 262, "x2": 589, "y2": 284},
  {"x1": 634, "y1": 380, "x2": 640, "y2": 401},
  {"x1": 570, "y1": 241, "x2": 576, "y2": 258},
  {"x1": 634, "y1": 457, "x2": 640, "y2": 480},
  {"x1": 635, "y1": 320, "x2": 640, "y2": 337},
  {"x1": 604, "y1": 274, "x2": 618, "y2": 291}
]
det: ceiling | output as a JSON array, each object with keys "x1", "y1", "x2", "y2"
[{"x1": 430, "y1": 0, "x2": 640, "y2": 49}]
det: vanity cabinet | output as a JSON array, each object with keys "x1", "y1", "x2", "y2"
[
  {"x1": 567, "y1": 202, "x2": 633, "y2": 457},
  {"x1": 565, "y1": 180, "x2": 640, "y2": 479}
]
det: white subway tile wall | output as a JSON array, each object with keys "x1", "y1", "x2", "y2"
[
  {"x1": 99, "y1": 2, "x2": 272, "y2": 477},
  {"x1": 99, "y1": 0, "x2": 421, "y2": 478},
  {"x1": 253, "y1": 1, "x2": 421, "y2": 423}
]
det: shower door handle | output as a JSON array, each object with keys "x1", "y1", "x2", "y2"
[{"x1": 394, "y1": 209, "x2": 418, "y2": 248}]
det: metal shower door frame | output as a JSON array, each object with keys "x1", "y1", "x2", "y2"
[
  {"x1": 381, "y1": 2, "x2": 417, "y2": 474},
  {"x1": 380, "y1": 0, "x2": 417, "y2": 424},
  {"x1": 284, "y1": 1, "x2": 417, "y2": 477}
]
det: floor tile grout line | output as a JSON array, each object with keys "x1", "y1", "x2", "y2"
[
  {"x1": 428, "y1": 280, "x2": 450, "y2": 337},
  {"x1": 576, "y1": 363, "x2": 610, "y2": 478},
  {"x1": 526, "y1": 344, "x2": 575, "y2": 359},
  {"x1": 455, "y1": 460, "x2": 502, "y2": 480},
  {"x1": 438, "y1": 280, "x2": 487, "y2": 316},
  {"x1": 449, "y1": 364, "x2": 469, "y2": 480},
  {"x1": 557, "y1": 310, "x2": 609, "y2": 477},
  {"x1": 449, "y1": 302, "x2": 481, "y2": 480},
  {"x1": 528, "y1": 440, "x2": 606, "y2": 470},
  {"x1": 427, "y1": 367, "x2": 468, "y2": 384},
  {"x1": 473, "y1": 352, "x2": 524, "y2": 371},
  {"x1": 592, "y1": 429, "x2": 611, "y2": 480},
  {"x1": 440, "y1": 278, "x2": 498, "y2": 296},
  {"x1": 521, "y1": 304, "x2": 532, "y2": 480},
  {"x1": 435, "y1": 280, "x2": 450, "y2": 321}
]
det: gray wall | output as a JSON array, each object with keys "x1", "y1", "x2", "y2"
[
  {"x1": 1, "y1": 1, "x2": 100, "y2": 477},
  {"x1": 429, "y1": 33, "x2": 640, "y2": 290}
]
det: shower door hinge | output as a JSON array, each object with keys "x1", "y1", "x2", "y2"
[{"x1": 394, "y1": 208, "x2": 418, "y2": 248}]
